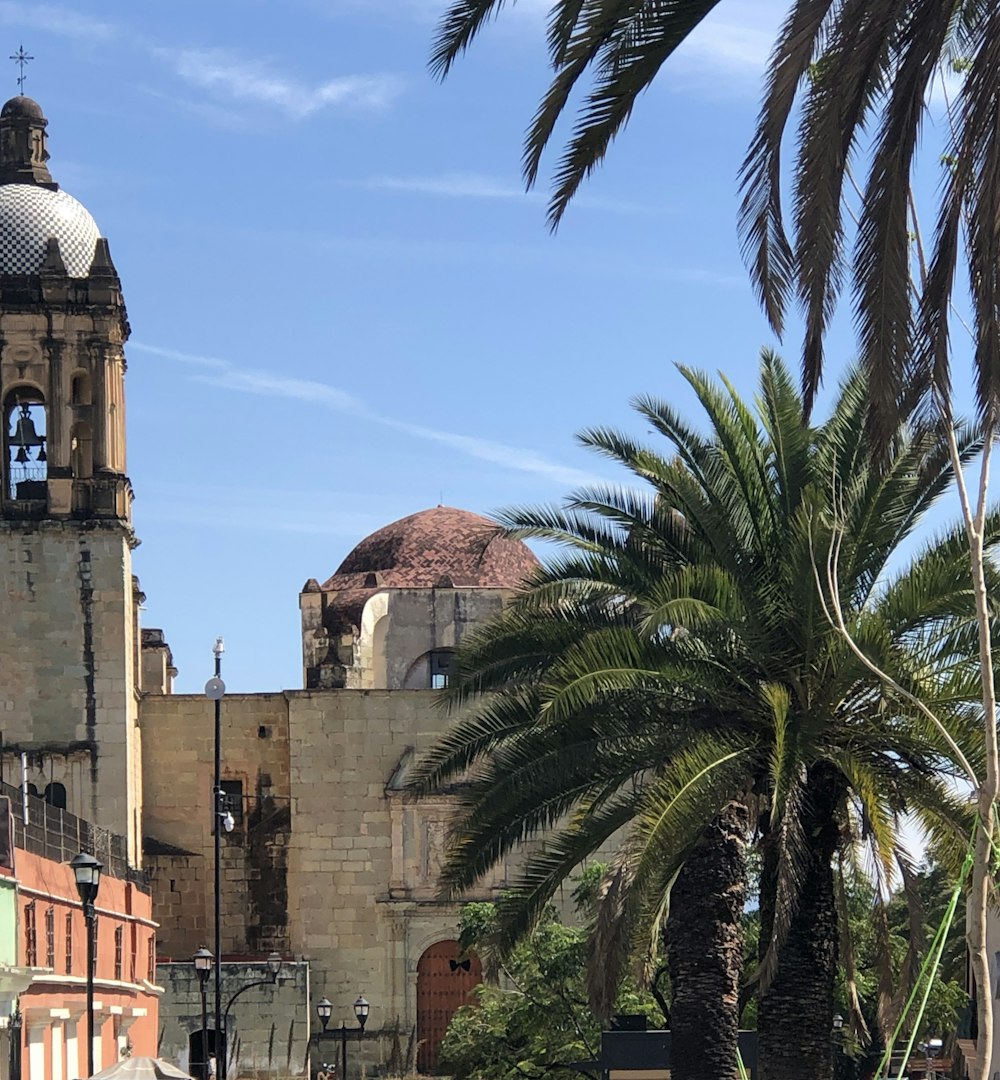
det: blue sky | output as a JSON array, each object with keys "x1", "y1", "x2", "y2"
[{"x1": 2, "y1": 0, "x2": 967, "y2": 692}]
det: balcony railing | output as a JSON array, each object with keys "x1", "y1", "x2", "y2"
[{"x1": 0, "y1": 781, "x2": 148, "y2": 890}]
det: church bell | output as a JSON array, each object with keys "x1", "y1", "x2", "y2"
[{"x1": 11, "y1": 403, "x2": 46, "y2": 462}]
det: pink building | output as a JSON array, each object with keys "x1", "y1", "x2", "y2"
[{"x1": 0, "y1": 791, "x2": 160, "y2": 1080}]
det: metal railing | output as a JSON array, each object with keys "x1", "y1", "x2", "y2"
[{"x1": 0, "y1": 782, "x2": 148, "y2": 889}]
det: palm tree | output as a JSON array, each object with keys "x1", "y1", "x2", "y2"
[
  {"x1": 407, "y1": 352, "x2": 986, "y2": 1080},
  {"x1": 430, "y1": 7, "x2": 1000, "y2": 1071}
]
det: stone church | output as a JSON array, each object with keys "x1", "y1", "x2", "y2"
[{"x1": 0, "y1": 93, "x2": 541, "y2": 1076}]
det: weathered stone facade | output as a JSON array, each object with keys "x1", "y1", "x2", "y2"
[
  {"x1": 143, "y1": 510, "x2": 540, "y2": 1074},
  {"x1": 143, "y1": 684, "x2": 512, "y2": 1071},
  {"x1": 156, "y1": 961, "x2": 310, "y2": 1080},
  {"x1": 0, "y1": 94, "x2": 141, "y2": 864},
  {"x1": 0, "y1": 95, "x2": 581, "y2": 1079}
]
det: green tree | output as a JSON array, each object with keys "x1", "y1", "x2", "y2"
[
  {"x1": 440, "y1": 890, "x2": 659, "y2": 1080},
  {"x1": 428, "y1": 8, "x2": 1000, "y2": 1070},
  {"x1": 408, "y1": 352, "x2": 987, "y2": 1080}
]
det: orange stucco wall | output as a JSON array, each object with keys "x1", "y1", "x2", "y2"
[{"x1": 15, "y1": 850, "x2": 160, "y2": 1080}]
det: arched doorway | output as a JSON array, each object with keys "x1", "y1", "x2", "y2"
[{"x1": 416, "y1": 940, "x2": 482, "y2": 1073}]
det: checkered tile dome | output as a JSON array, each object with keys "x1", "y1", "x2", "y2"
[{"x1": 0, "y1": 184, "x2": 100, "y2": 277}]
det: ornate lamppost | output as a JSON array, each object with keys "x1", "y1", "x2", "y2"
[
  {"x1": 340, "y1": 996, "x2": 369, "y2": 1080},
  {"x1": 193, "y1": 947, "x2": 214, "y2": 1080},
  {"x1": 71, "y1": 852, "x2": 102, "y2": 1078},
  {"x1": 205, "y1": 639, "x2": 226, "y2": 1076}
]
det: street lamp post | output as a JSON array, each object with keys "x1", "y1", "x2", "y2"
[
  {"x1": 71, "y1": 852, "x2": 102, "y2": 1079},
  {"x1": 339, "y1": 996, "x2": 370, "y2": 1080},
  {"x1": 831, "y1": 1014, "x2": 845, "y2": 1080},
  {"x1": 193, "y1": 947, "x2": 213, "y2": 1080},
  {"x1": 315, "y1": 999, "x2": 332, "y2": 1075},
  {"x1": 205, "y1": 639, "x2": 226, "y2": 1078}
]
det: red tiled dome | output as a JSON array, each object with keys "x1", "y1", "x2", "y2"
[{"x1": 323, "y1": 506, "x2": 538, "y2": 597}]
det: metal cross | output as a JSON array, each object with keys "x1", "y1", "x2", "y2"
[{"x1": 9, "y1": 45, "x2": 32, "y2": 93}]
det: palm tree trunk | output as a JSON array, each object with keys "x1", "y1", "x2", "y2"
[
  {"x1": 758, "y1": 763, "x2": 843, "y2": 1080},
  {"x1": 666, "y1": 801, "x2": 749, "y2": 1080}
]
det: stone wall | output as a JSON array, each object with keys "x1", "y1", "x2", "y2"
[
  {"x1": 156, "y1": 960, "x2": 309, "y2": 1080},
  {"x1": 141, "y1": 685, "x2": 608, "y2": 1075},
  {"x1": 284, "y1": 690, "x2": 500, "y2": 1041},
  {"x1": 0, "y1": 521, "x2": 139, "y2": 855},
  {"x1": 141, "y1": 694, "x2": 292, "y2": 960}
]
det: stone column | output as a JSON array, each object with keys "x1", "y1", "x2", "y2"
[
  {"x1": 50, "y1": 1017, "x2": 64, "y2": 1080},
  {"x1": 24, "y1": 1015, "x2": 46, "y2": 1080},
  {"x1": 64, "y1": 1017, "x2": 80, "y2": 1080}
]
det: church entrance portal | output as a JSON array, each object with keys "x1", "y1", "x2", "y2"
[{"x1": 416, "y1": 940, "x2": 482, "y2": 1073}]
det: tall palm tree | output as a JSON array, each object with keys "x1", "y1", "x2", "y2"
[
  {"x1": 407, "y1": 353, "x2": 987, "y2": 1080},
  {"x1": 429, "y1": 7, "x2": 1000, "y2": 1072}
]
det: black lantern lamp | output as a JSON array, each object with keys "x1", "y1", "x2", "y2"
[
  {"x1": 193, "y1": 947, "x2": 213, "y2": 1080},
  {"x1": 266, "y1": 952, "x2": 282, "y2": 982},
  {"x1": 317, "y1": 998, "x2": 333, "y2": 1033},
  {"x1": 71, "y1": 852, "x2": 102, "y2": 1077},
  {"x1": 832, "y1": 1014, "x2": 844, "y2": 1032},
  {"x1": 354, "y1": 996, "x2": 370, "y2": 1032},
  {"x1": 193, "y1": 947, "x2": 213, "y2": 986},
  {"x1": 71, "y1": 852, "x2": 102, "y2": 910}
]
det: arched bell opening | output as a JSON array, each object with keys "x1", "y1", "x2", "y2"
[
  {"x1": 44, "y1": 782, "x2": 66, "y2": 809},
  {"x1": 71, "y1": 421, "x2": 93, "y2": 479},
  {"x1": 3, "y1": 387, "x2": 47, "y2": 501}
]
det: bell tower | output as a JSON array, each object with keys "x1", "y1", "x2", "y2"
[{"x1": 0, "y1": 95, "x2": 141, "y2": 861}]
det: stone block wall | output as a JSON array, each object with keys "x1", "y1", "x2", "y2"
[
  {"x1": 156, "y1": 960, "x2": 309, "y2": 1080},
  {"x1": 142, "y1": 684, "x2": 608, "y2": 1074},
  {"x1": 285, "y1": 690, "x2": 498, "y2": 1040},
  {"x1": 0, "y1": 520, "x2": 139, "y2": 855},
  {"x1": 141, "y1": 693, "x2": 292, "y2": 960}
]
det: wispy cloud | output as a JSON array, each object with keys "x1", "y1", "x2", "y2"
[
  {"x1": 676, "y1": 20, "x2": 775, "y2": 75},
  {"x1": 367, "y1": 173, "x2": 529, "y2": 200},
  {"x1": 0, "y1": 4, "x2": 401, "y2": 123},
  {"x1": 0, "y1": 1, "x2": 117, "y2": 41},
  {"x1": 131, "y1": 343, "x2": 597, "y2": 488},
  {"x1": 306, "y1": 0, "x2": 548, "y2": 24},
  {"x1": 360, "y1": 172, "x2": 656, "y2": 215},
  {"x1": 164, "y1": 47, "x2": 401, "y2": 120}
]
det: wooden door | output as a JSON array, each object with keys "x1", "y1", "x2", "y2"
[{"x1": 416, "y1": 940, "x2": 482, "y2": 1073}]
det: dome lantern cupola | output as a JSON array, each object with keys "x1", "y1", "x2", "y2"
[{"x1": 0, "y1": 95, "x2": 55, "y2": 188}]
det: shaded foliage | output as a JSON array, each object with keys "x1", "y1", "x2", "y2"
[{"x1": 441, "y1": 888, "x2": 661, "y2": 1080}]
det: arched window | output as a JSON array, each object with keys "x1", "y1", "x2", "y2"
[
  {"x1": 402, "y1": 649, "x2": 456, "y2": 690},
  {"x1": 4, "y1": 389, "x2": 46, "y2": 500},
  {"x1": 70, "y1": 371, "x2": 92, "y2": 406},
  {"x1": 43, "y1": 783, "x2": 66, "y2": 810}
]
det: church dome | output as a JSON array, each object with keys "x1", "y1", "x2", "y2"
[
  {"x1": 1, "y1": 95, "x2": 43, "y2": 119},
  {"x1": 0, "y1": 185, "x2": 100, "y2": 277},
  {"x1": 319, "y1": 507, "x2": 538, "y2": 622}
]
